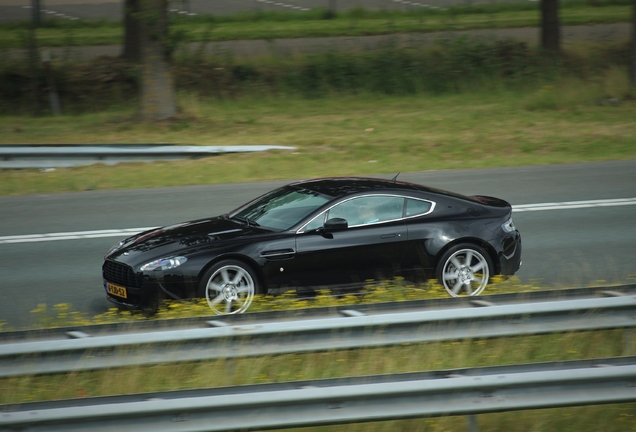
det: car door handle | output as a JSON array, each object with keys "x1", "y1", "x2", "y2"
[{"x1": 380, "y1": 234, "x2": 396, "y2": 239}]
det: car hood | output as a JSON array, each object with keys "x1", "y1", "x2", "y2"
[{"x1": 107, "y1": 217, "x2": 265, "y2": 264}]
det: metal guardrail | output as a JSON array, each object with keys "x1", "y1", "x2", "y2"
[
  {"x1": 1, "y1": 356, "x2": 635, "y2": 432},
  {"x1": 0, "y1": 145, "x2": 295, "y2": 168},
  {"x1": 0, "y1": 286, "x2": 634, "y2": 378},
  {"x1": 3, "y1": 285, "x2": 634, "y2": 343}
]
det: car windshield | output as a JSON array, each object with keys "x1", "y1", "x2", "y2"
[{"x1": 229, "y1": 186, "x2": 330, "y2": 231}]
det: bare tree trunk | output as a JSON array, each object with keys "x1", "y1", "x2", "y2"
[
  {"x1": 324, "y1": 0, "x2": 336, "y2": 18},
  {"x1": 139, "y1": 0, "x2": 177, "y2": 120},
  {"x1": 630, "y1": 0, "x2": 636, "y2": 86},
  {"x1": 31, "y1": 0, "x2": 41, "y2": 27},
  {"x1": 42, "y1": 50, "x2": 62, "y2": 116},
  {"x1": 27, "y1": 27, "x2": 41, "y2": 115},
  {"x1": 30, "y1": 0, "x2": 41, "y2": 115},
  {"x1": 541, "y1": 0, "x2": 560, "y2": 53},
  {"x1": 122, "y1": 0, "x2": 142, "y2": 62}
]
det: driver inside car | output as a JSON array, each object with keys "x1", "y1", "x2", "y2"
[{"x1": 358, "y1": 205, "x2": 379, "y2": 225}]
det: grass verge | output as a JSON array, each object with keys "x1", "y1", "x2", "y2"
[
  {"x1": 3, "y1": 283, "x2": 635, "y2": 430},
  {"x1": 0, "y1": 3, "x2": 631, "y2": 49},
  {"x1": 1, "y1": 71, "x2": 635, "y2": 196},
  {"x1": 1, "y1": 330, "x2": 634, "y2": 431},
  {"x1": 4, "y1": 269, "x2": 634, "y2": 429}
]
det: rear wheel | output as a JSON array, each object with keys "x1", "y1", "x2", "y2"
[
  {"x1": 198, "y1": 260, "x2": 260, "y2": 315},
  {"x1": 436, "y1": 244, "x2": 492, "y2": 297}
]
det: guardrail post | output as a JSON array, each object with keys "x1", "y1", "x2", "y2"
[{"x1": 467, "y1": 414, "x2": 478, "y2": 432}]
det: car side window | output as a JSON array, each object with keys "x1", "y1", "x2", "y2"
[
  {"x1": 303, "y1": 213, "x2": 326, "y2": 231},
  {"x1": 405, "y1": 198, "x2": 434, "y2": 217},
  {"x1": 328, "y1": 196, "x2": 404, "y2": 227}
]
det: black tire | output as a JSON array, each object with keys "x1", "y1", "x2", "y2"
[
  {"x1": 435, "y1": 243, "x2": 493, "y2": 297},
  {"x1": 198, "y1": 259, "x2": 260, "y2": 315}
]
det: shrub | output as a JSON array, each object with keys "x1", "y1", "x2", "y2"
[{"x1": 0, "y1": 39, "x2": 628, "y2": 114}]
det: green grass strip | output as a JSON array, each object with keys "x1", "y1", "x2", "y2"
[{"x1": 0, "y1": 4, "x2": 630, "y2": 48}]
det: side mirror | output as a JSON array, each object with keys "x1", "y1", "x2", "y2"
[{"x1": 324, "y1": 218, "x2": 348, "y2": 232}]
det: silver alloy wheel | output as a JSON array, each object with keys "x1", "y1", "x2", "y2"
[
  {"x1": 440, "y1": 248, "x2": 490, "y2": 297},
  {"x1": 204, "y1": 264, "x2": 255, "y2": 315}
]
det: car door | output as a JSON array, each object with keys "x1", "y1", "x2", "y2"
[{"x1": 291, "y1": 195, "x2": 408, "y2": 289}]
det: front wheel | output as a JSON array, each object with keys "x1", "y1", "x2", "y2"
[
  {"x1": 198, "y1": 260, "x2": 260, "y2": 315},
  {"x1": 436, "y1": 244, "x2": 493, "y2": 297}
]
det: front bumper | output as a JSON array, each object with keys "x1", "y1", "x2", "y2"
[
  {"x1": 103, "y1": 272, "x2": 196, "y2": 310},
  {"x1": 103, "y1": 279, "x2": 155, "y2": 309}
]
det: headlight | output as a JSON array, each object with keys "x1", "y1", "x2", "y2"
[
  {"x1": 502, "y1": 217, "x2": 516, "y2": 233},
  {"x1": 106, "y1": 240, "x2": 125, "y2": 257},
  {"x1": 140, "y1": 256, "x2": 188, "y2": 272}
]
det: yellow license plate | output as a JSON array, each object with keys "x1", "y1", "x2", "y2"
[{"x1": 107, "y1": 282, "x2": 128, "y2": 299}]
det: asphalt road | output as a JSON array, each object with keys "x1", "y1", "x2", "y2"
[{"x1": 1, "y1": 160, "x2": 635, "y2": 329}]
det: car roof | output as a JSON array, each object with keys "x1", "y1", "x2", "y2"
[
  {"x1": 289, "y1": 177, "x2": 484, "y2": 205},
  {"x1": 289, "y1": 177, "x2": 425, "y2": 198}
]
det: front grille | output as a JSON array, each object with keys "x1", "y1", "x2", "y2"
[{"x1": 103, "y1": 260, "x2": 144, "y2": 288}]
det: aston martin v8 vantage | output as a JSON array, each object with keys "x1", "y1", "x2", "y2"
[{"x1": 103, "y1": 177, "x2": 522, "y2": 314}]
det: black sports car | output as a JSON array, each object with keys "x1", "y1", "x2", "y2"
[{"x1": 103, "y1": 177, "x2": 521, "y2": 314}]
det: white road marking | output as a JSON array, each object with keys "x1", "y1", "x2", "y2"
[
  {"x1": 512, "y1": 198, "x2": 636, "y2": 212},
  {"x1": 254, "y1": 0, "x2": 306, "y2": 11},
  {"x1": 0, "y1": 228, "x2": 157, "y2": 244},
  {"x1": 1, "y1": 198, "x2": 634, "y2": 245}
]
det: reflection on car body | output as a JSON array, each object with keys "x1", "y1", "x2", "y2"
[{"x1": 102, "y1": 177, "x2": 522, "y2": 315}]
